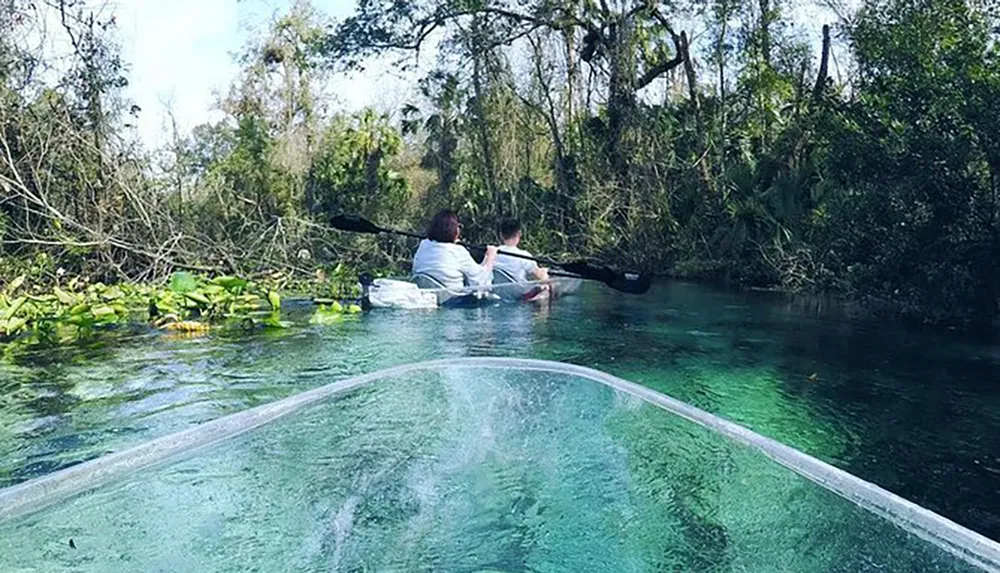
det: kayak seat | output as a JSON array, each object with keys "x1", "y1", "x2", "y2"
[
  {"x1": 492, "y1": 268, "x2": 519, "y2": 284},
  {"x1": 411, "y1": 273, "x2": 450, "y2": 290},
  {"x1": 411, "y1": 272, "x2": 484, "y2": 307},
  {"x1": 492, "y1": 267, "x2": 550, "y2": 301}
]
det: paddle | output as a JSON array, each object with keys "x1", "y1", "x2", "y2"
[{"x1": 330, "y1": 215, "x2": 652, "y2": 295}]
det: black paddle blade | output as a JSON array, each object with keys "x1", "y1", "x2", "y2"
[
  {"x1": 561, "y1": 261, "x2": 613, "y2": 283},
  {"x1": 560, "y1": 261, "x2": 651, "y2": 295},
  {"x1": 330, "y1": 215, "x2": 383, "y2": 235},
  {"x1": 608, "y1": 271, "x2": 652, "y2": 295}
]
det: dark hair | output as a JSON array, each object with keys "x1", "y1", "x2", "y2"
[
  {"x1": 427, "y1": 210, "x2": 461, "y2": 243},
  {"x1": 500, "y1": 219, "x2": 522, "y2": 240}
]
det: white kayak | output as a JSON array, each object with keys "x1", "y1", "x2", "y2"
[{"x1": 362, "y1": 271, "x2": 583, "y2": 310}]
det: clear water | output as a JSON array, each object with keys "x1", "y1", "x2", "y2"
[
  {"x1": 1, "y1": 281, "x2": 999, "y2": 541},
  {"x1": 0, "y1": 366, "x2": 986, "y2": 572}
]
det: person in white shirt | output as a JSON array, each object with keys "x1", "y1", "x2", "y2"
[
  {"x1": 495, "y1": 219, "x2": 550, "y2": 282},
  {"x1": 412, "y1": 210, "x2": 498, "y2": 289}
]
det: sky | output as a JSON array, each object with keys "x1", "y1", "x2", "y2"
[{"x1": 110, "y1": 0, "x2": 418, "y2": 148}]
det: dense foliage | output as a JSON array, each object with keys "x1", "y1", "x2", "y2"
[
  {"x1": 0, "y1": 1, "x2": 410, "y2": 284},
  {"x1": 2, "y1": 0, "x2": 999, "y2": 326},
  {"x1": 327, "y1": 0, "x2": 1000, "y2": 325}
]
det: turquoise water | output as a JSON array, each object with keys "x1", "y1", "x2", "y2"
[
  {"x1": 0, "y1": 365, "x2": 986, "y2": 572},
  {"x1": 1, "y1": 281, "x2": 999, "y2": 542}
]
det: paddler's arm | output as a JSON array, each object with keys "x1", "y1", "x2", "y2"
[
  {"x1": 482, "y1": 245, "x2": 499, "y2": 269},
  {"x1": 529, "y1": 266, "x2": 550, "y2": 281},
  {"x1": 458, "y1": 245, "x2": 498, "y2": 286}
]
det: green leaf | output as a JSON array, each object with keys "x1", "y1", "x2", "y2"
[
  {"x1": 53, "y1": 287, "x2": 77, "y2": 306},
  {"x1": 211, "y1": 276, "x2": 248, "y2": 292},
  {"x1": 4, "y1": 297, "x2": 26, "y2": 320},
  {"x1": 101, "y1": 286, "x2": 124, "y2": 300},
  {"x1": 184, "y1": 291, "x2": 212, "y2": 306},
  {"x1": 267, "y1": 291, "x2": 281, "y2": 311},
  {"x1": 69, "y1": 303, "x2": 91, "y2": 315},
  {"x1": 6, "y1": 316, "x2": 27, "y2": 333},
  {"x1": 261, "y1": 312, "x2": 291, "y2": 329},
  {"x1": 309, "y1": 309, "x2": 341, "y2": 325},
  {"x1": 169, "y1": 272, "x2": 199, "y2": 293},
  {"x1": 6, "y1": 275, "x2": 26, "y2": 295},
  {"x1": 92, "y1": 306, "x2": 116, "y2": 318},
  {"x1": 66, "y1": 314, "x2": 94, "y2": 327}
]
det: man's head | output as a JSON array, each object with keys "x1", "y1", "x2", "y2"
[{"x1": 500, "y1": 219, "x2": 522, "y2": 245}]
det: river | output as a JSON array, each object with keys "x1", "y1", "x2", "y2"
[{"x1": 1, "y1": 280, "x2": 998, "y2": 541}]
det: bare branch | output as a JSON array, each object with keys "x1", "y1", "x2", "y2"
[{"x1": 634, "y1": 53, "x2": 684, "y2": 90}]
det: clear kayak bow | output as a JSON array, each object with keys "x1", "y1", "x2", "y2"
[{"x1": 0, "y1": 359, "x2": 997, "y2": 572}]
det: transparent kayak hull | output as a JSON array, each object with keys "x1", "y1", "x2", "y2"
[
  {"x1": 1, "y1": 359, "x2": 997, "y2": 573},
  {"x1": 365, "y1": 277, "x2": 583, "y2": 309}
]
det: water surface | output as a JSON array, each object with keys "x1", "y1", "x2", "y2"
[{"x1": 1, "y1": 281, "x2": 998, "y2": 540}]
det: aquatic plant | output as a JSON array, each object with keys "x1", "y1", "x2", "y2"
[{"x1": 0, "y1": 269, "x2": 363, "y2": 351}]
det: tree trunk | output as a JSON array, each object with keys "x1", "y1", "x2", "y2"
[
  {"x1": 470, "y1": 22, "x2": 501, "y2": 220},
  {"x1": 564, "y1": 28, "x2": 576, "y2": 127},
  {"x1": 759, "y1": 0, "x2": 772, "y2": 67},
  {"x1": 530, "y1": 35, "x2": 569, "y2": 194},
  {"x1": 718, "y1": 18, "x2": 728, "y2": 147},
  {"x1": 680, "y1": 32, "x2": 701, "y2": 120},
  {"x1": 605, "y1": 21, "x2": 635, "y2": 223},
  {"x1": 812, "y1": 24, "x2": 831, "y2": 104},
  {"x1": 365, "y1": 148, "x2": 383, "y2": 198},
  {"x1": 679, "y1": 31, "x2": 715, "y2": 197}
]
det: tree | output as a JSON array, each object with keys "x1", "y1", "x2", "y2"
[
  {"x1": 828, "y1": 0, "x2": 1000, "y2": 324},
  {"x1": 307, "y1": 110, "x2": 409, "y2": 221},
  {"x1": 401, "y1": 71, "x2": 463, "y2": 205},
  {"x1": 324, "y1": 1, "x2": 697, "y2": 215}
]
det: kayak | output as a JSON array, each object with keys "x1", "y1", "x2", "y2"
[
  {"x1": 361, "y1": 272, "x2": 583, "y2": 310},
  {"x1": 2, "y1": 358, "x2": 997, "y2": 572}
]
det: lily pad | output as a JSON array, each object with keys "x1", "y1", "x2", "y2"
[
  {"x1": 91, "y1": 306, "x2": 117, "y2": 318},
  {"x1": 211, "y1": 276, "x2": 248, "y2": 292},
  {"x1": 169, "y1": 272, "x2": 199, "y2": 294},
  {"x1": 53, "y1": 287, "x2": 77, "y2": 306}
]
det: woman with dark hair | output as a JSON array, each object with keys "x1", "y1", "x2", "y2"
[{"x1": 412, "y1": 210, "x2": 498, "y2": 289}]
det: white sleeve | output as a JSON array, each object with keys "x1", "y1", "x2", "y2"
[
  {"x1": 520, "y1": 251, "x2": 539, "y2": 272},
  {"x1": 456, "y1": 248, "x2": 491, "y2": 286}
]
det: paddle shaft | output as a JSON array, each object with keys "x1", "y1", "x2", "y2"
[
  {"x1": 370, "y1": 222, "x2": 561, "y2": 269},
  {"x1": 330, "y1": 215, "x2": 651, "y2": 295}
]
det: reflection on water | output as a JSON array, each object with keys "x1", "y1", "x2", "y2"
[{"x1": 1, "y1": 281, "x2": 999, "y2": 541}]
